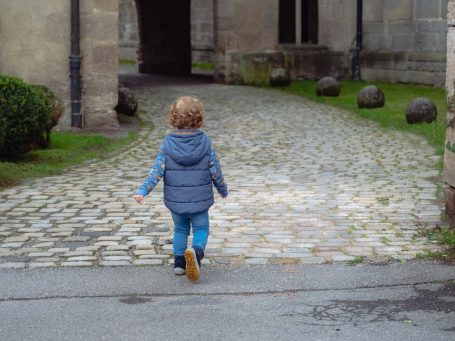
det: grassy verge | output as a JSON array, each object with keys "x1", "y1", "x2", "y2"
[
  {"x1": 273, "y1": 80, "x2": 452, "y2": 257},
  {"x1": 119, "y1": 59, "x2": 136, "y2": 65},
  {"x1": 274, "y1": 80, "x2": 447, "y2": 169},
  {"x1": 417, "y1": 226, "x2": 455, "y2": 262},
  {"x1": 192, "y1": 62, "x2": 215, "y2": 71},
  {"x1": 0, "y1": 131, "x2": 136, "y2": 189}
]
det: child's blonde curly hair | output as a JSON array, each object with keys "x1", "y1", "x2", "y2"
[{"x1": 168, "y1": 96, "x2": 205, "y2": 129}]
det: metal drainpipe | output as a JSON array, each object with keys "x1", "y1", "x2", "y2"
[
  {"x1": 70, "y1": 0, "x2": 82, "y2": 128},
  {"x1": 352, "y1": 0, "x2": 363, "y2": 81}
]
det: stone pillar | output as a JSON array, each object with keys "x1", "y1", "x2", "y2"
[
  {"x1": 118, "y1": 0, "x2": 139, "y2": 60},
  {"x1": 444, "y1": 0, "x2": 455, "y2": 227},
  {"x1": 213, "y1": 0, "x2": 236, "y2": 83},
  {"x1": 80, "y1": 0, "x2": 119, "y2": 129},
  {"x1": 191, "y1": 0, "x2": 215, "y2": 63}
]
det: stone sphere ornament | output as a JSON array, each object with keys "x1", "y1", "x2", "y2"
[
  {"x1": 116, "y1": 87, "x2": 138, "y2": 116},
  {"x1": 269, "y1": 68, "x2": 290, "y2": 87},
  {"x1": 357, "y1": 85, "x2": 385, "y2": 109},
  {"x1": 316, "y1": 76, "x2": 340, "y2": 97},
  {"x1": 405, "y1": 97, "x2": 437, "y2": 124}
]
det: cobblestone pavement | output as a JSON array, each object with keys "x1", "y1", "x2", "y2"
[{"x1": 0, "y1": 74, "x2": 443, "y2": 269}]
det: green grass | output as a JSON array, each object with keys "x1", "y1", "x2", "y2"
[
  {"x1": 192, "y1": 62, "x2": 215, "y2": 71},
  {"x1": 417, "y1": 225, "x2": 455, "y2": 262},
  {"x1": 347, "y1": 256, "x2": 365, "y2": 266},
  {"x1": 0, "y1": 131, "x2": 136, "y2": 189},
  {"x1": 119, "y1": 59, "x2": 136, "y2": 65},
  {"x1": 274, "y1": 80, "x2": 447, "y2": 169},
  {"x1": 376, "y1": 196, "x2": 390, "y2": 206}
]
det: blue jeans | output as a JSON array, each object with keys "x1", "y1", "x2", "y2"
[{"x1": 171, "y1": 210, "x2": 209, "y2": 256}]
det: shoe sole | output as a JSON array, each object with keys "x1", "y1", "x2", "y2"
[
  {"x1": 184, "y1": 248, "x2": 200, "y2": 283},
  {"x1": 174, "y1": 268, "x2": 186, "y2": 276}
]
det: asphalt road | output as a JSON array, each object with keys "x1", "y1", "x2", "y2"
[{"x1": 1, "y1": 261, "x2": 454, "y2": 341}]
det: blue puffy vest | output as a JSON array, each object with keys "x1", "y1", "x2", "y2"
[{"x1": 162, "y1": 130, "x2": 214, "y2": 214}]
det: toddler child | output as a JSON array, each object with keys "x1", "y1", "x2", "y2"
[{"x1": 133, "y1": 96, "x2": 228, "y2": 282}]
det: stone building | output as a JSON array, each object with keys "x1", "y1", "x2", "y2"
[
  {"x1": 0, "y1": 0, "x2": 119, "y2": 128},
  {"x1": 120, "y1": 0, "x2": 447, "y2": 86},
  {"x1": 0, "y1": 0, "x2": 449, "y2": 128}
]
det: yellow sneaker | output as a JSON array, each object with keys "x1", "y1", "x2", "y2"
[{"x1": 184, "y1": 248, "x2": 200, "y2": 283}]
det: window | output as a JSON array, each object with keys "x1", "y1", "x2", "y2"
[{"x1": 279, "y1": 0, "x2": 318, "y2": 44}]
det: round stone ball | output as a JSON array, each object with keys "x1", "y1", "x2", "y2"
[
  {"x1": 316, "y1": 76, "x2": 340, "y2": 97},
  {"x1": 405, "y1": 97, "x2": 437, "y2": 124},
  {"x1": 357, "y1": 85, "x2": 385, "y2": 109},
  {"x1": 270, "y1": 68, "x2": 290, "y2": 87},
  {"x1": 116, "y1": 87, "x2": 138, "y2": 116}
]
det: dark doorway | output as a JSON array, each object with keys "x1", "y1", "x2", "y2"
[
  {"x1": 135, "y1": 0, "x2": 191, "y2": 75},
  {"x1": 301, "y1": 0, "x2": 318, "y2": 44}
]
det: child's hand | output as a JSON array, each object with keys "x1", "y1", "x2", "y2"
[{"x1": 132, "y1": 194, "x2": 144, "y2": 204}]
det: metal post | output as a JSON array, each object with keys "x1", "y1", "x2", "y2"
[
  {"x1": 70, "y1": 0, "x2": 82, "y2": 128},
  {"x1": 352, "y1": 0, "x2": 363, "y2": 81}
]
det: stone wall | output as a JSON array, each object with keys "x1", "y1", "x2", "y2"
[
  {"x1": 191, "y1": 0, "x2": 215, "y2": 63},
  {"x1": 118, "y1": 0, "x2": 138, "y2": 60},
  {"x1": 0, "y1": 0, "x2": 119, "y2": 129},
  {"x1": 318, "y1": 0, "x2": 357, "y2": 51},
  {"x1": 213, "y1": 0, "x2": 279, "y2": 83},
  {"x1": 360, "y1": 0, "x2": 448, "y2": 86}
]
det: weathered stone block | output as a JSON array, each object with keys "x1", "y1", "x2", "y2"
[
  {"x1": 285, "y1": 47, "x2": 350, "y2": 81},
  {"x1": 87, "y1": 0, "x2": 118, "y2": 13},
  {"x1": 383, "y1": 0, "x2": 413, "y2": 21},
  {"x1": 444, "y1": 127, "x2": 455, "y2": 187},
  {"x1": 360, "y1": 50, "x2": 407, "y2": 70},
  {"x1": 363, "y1": 0, "x2": 384, "y2": 22},
  {"x1": 450, "y1": 2, "x2": 455, "y2": 21},
  {"x1": 415, "y1": 0, "x2": 441, "y2": 19},
  {"x1": 445, "y1": 186, "x2": 455, "y2": 228},
  {"x1": 442, "y1": 0, "x2": 449, "y2": 19},
  {"x1": 409, "y1": 70, "x2": 436, "y2": 85},
  {"x1": 407, "y1": 58, "x2": 446, "y2": 73},
  {"x1": 91, "y1": 45, "x2": 118, "y2": 74},
  {"x1": 434, "y1": 72, "x2": 446, "y2": 87},
  {"x1": 388, "y1": 22, "x2": 415, "y2": 35},
  {"x1": 415, "y1": 32, "x2": 447, "y2": 51},
  {"x1": 239, "y1": 52, "x2": 284, "y2": 85},
  {"x1": 84, "y1": 110, "x2": 119, "y2": 128},
  {"x1": 416, "y1": 20, "x2": 447, "y2": 34},
  {"x1": 391, "y1": 34, "x2": 416, "y2": 51}
]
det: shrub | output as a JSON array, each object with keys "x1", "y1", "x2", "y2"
[
  {"x1": 0, "y1": 75, "x2": 62, "y2": 157},
  {"x1": 30, "y1": 85, "x2": 63, "y2": 147}
]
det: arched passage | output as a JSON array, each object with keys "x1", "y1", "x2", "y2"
[{"x1": 135, "y1": 0, "x2": 192, "y2": 75}]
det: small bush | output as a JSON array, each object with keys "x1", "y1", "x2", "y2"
[
  {"x1": 0, "y1": 74, "x2": 62, "y2": 157},
  {"x1": 30, "y1": 84, "x2": 63, "y2": 147}
]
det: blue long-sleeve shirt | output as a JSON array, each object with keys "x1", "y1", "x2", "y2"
[{"x1": 137, "y1": 146, "x2": 228, "y2": 198}]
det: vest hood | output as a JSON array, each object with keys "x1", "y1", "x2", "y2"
[{"x1": 163, "y1": 130, "x2": 211, "y2": 166}]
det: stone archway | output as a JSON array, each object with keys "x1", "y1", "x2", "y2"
[{"x1": 135, "y1": 0, "x2": 192, "y2": 76}]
